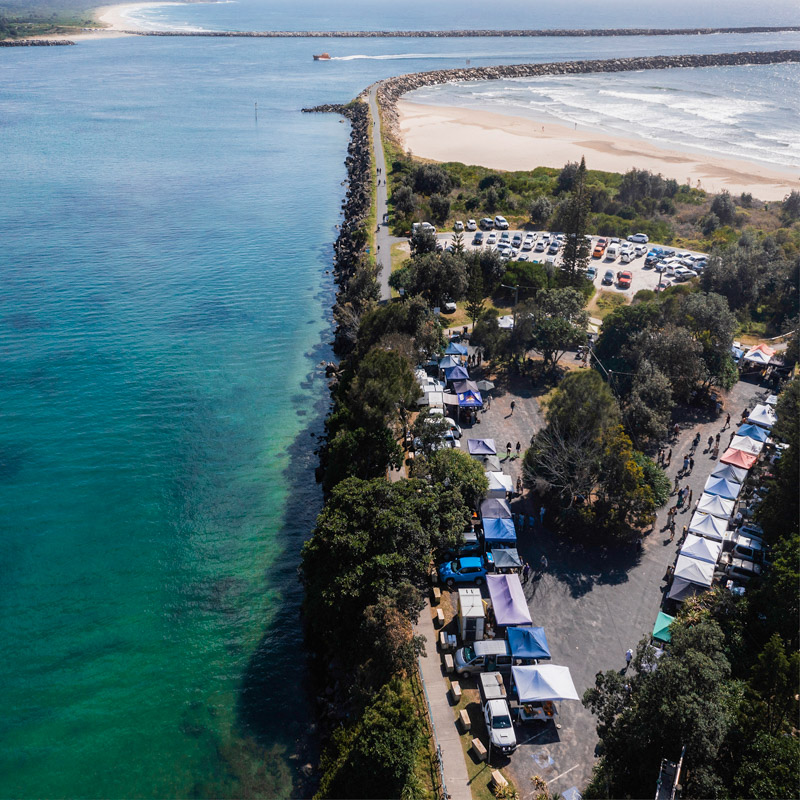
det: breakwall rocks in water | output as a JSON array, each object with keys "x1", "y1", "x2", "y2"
[
  {"x1": 370, "y1": 49, "x2": 800, "y2": 142},
  {"x1": 124, "y1": 26, "x2": 800, "y2": 38},
  {"x1": 0, "y1": 39, "x2": 75, "y2": 46},
  {"x1": 302, "y1": 102, "x2": 372, "y2": 358}
]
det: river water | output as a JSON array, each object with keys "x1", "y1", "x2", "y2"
[{"x1": 1, "y1": 3, "x2": 798, "y2": 797}]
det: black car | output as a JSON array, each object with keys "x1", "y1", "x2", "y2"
[{"x1": 473, "y1": 231, "x2": 484, "y2": 245}]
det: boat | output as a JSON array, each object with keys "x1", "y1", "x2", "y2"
[{"x1": 313, "y1": 53, "x2": 331, "y2": 61}]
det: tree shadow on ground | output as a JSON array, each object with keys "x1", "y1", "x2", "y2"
[{"x1": 516, "y1": 521, "x2": 643, "y2": 600}]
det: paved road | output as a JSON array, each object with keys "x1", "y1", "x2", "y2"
[
  {"x1": 415, "y1": 600, "x2": 472, "y2": 800},
  {"x1": 367, "y1": 85, "x2": 393, "y2": 301}
]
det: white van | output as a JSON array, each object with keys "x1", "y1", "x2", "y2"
[
  {"x1": 605, "y1": 244, "x2": 620, "y2": 260},
  {"x1": 454, "y1": 640, "x2": 513, "y2": 677}
]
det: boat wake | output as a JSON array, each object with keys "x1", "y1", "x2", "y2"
[{"x1": 330, "y1": 52, "x2": 522, "y2": 61}]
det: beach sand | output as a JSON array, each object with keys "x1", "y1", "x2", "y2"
[
  {"x1": 95, "y1": 2, "x2": 185, "y2": 31},
  {"x1": 397, "y1": 99, "x2": 799, "y2": 202}
]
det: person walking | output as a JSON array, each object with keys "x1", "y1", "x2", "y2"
[
  {"x1": 724, "y1": 413, "x2": 731, "y2": 430},
  {"x1": 510, "y1": 400, "x2": 516, "y2": 415},
  {"x1": 669, "y1": 521, "x2": 676, "y2": 542},
  {"x1": 522, "y1": 562, "x2": 531, "y2": 583},
  {"x1": 506, "y1": 442, "x2": 512, "y2": 459},
  {"x1": 682, "y1": 455, "x2": 690, "y2": 474},
  {"x1": 540, "y1": 553, "x2": 548, "y2": 571},
  {"x1": 715, "y1": 433, "x2": 721, "y2": 447},
  {"x1": 681, "y1": 525, "x2": 688, "y2": 544},
  {"x1": 676, "y1": 492, "x2": 684, "y2": 510},
  {"x1": 692, "y1": 433, "x2": 701, "y2": 452},
  {"x1": 689, "y1": 456, "x2": 695, "y2": 473},
  {"x1": 687, "y1": 489, "x2": 693, "y2": 510},
  {"x1": 625, "y1": 648, "x2": 633, "y2": 669},
  {"x1": 516, "y1": 475, "x2": 523, "y2": 495},
  {"x1": 712, "y1": 444, "x2": 719, "y2": 459},
  {"x1": 673, "y1": 475, "x2": 680, "y2": 493},
  {"x1": 657, "y1": 447, "x2": 664, "y2": 465},
  {"x1": 666, "y1": 448, "x2": 672, "y2": 466},
  {"x1": 515, "y1": 441, "x2": 521, "y2": 458},
  {"x1": 707, "y1": 435, "x2": 714, "y2": 452}
]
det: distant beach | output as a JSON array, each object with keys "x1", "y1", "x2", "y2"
[
  {"x1": 95, "y1": 2, "x2": 186, "y2": 31},
  {"x1": 397, "y1": 99, "x2": 799, "y2": 201}
]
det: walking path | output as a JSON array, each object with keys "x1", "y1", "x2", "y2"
[
  {"x1": 367, "y1": 85, "x2": 400, "y2": 302},
  {"x1": 414, "y1": 600, "x2": 472, "y2": 800}
]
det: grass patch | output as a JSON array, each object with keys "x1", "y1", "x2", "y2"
[
  {"x1": 588, "y1": 290, "x2": 627, "y2": 319},
  {"x1": 409, "y1": 671, "x2": 441, "y2": 800}
]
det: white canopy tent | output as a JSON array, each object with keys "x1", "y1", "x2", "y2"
[
  {"x1": 486, "y1": 471, "x2": 513, "y2": 498},
  {"x1": 680, "y1": 533, "x2": 723, "y2": 565},
  {"x1": 742, "y1": 344, "x2": 774, "y2": 365},
  {"x1": 688, "y1": 511, "x2": 728, "y2": 541},
  {"x1": 418, "y1": 391, "x2": 445, "y2": 408},
  {"x1": 710, "y1": 463, "x2": 749, "y2": 484},
  {"x1": 729, "y1": 435, "x2": 764, "y2": 456},
  {"x1": 696, "y1": 492, "x2": 735, "y2": 519},
  {"x1": 747, "y1": 404, "x2": 777, "y2": 429},
  {"x1": 674, "y1": 554, "x2": 714, "y2": 587},
  {"x1": 703, "y1": 476, "x2": 742, "y2": 501},
  {"x1": 512, "y1": 665, "x2": 580, "y2": 702},
  {"x1": 483, "y1": 455, "x2": 502, "y2": 472},
  {"x1": 667, "y1": 577, "x2": 706, "y2": 603}
]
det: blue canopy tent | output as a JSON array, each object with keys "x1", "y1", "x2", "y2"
[
  {"x1": 508, "y1": 626, "x2": 551, "y2": 660},
  {"x1": 736, "y1": 423, "x2": 769, "y2": 442},
  {"x1": 438, "y1": 355, "x2": 460, "y2": 370},
  {"x1": 457, "y1": 389, "x2": 483, "y2": 407},
  {"x1": 444, "y1": 365, "x2": 470, "y2": 382},
  {"x1": 482, "y1": 517, "x2": 516, "y2": 545},
  {"x1": 467, "y1": 438, "x2": 496, "y2": 456},
  {"x1": 445, "y1": 341, "x2": 468, "y2": 356}
]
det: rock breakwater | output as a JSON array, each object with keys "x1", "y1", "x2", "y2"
[
  {"x1": 0, "y1": 39, "x2": 75, "y2": 46},
  {"x1": 371, "y1": 49, "x2": 800, "y2": 142},
  {"x1": 123, "y1": 26, "x2": 800, "y2": 38}
]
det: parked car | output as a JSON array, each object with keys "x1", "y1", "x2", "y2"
[
  {"x1": 500, "y1": 231, "x2": 510, "y2": 242},
  {"x1": 534, "y1": 240, "x2": 546, "y2": 252},
  {"x1": 634, "y1": 244, "x2": 648, "y2": 257},
  {"x1": 438, "y1": 556, "x2": 488, "y2": 588},
  {"x1": 620, "y1": 250, "x2": 633, "y2": 264},
  {"x1": 466, "y1": 219, "x2": 477, "y2": 231},
  {"x1": 453, "y1": 220, "x2": 464, "y2": 232},
  {"x1": 454, "y1": 641, "x2": 513, "y2": 677},
  {"x1": 593, "y1": 239, "x2": 607, "y2": 258},
  {"x1": 586, "y1": 265, "x2": 597, "y2": 280},
  {"x1": 480, "y1": 217, "x2": 494, "y2": 230},
  {"x1": 494, "y1": 215, "x2": 509, "y2": 230},
  {"x1": 547, "y1": 241, "x2": 560, "y2": 255},
  {"x1": 672, "y1": 267, "x2": 696, "y2": 282},
  {"x1": 512, "y1": 233, "x2": 523, "y2": 247},
  {"x1": 441, "y1": 530, "x2": 482, "y2": 561},
  {"x1": 722, "y1": 556, "x2": 762, "y2": 583},
  {"x1": 441, "y1": 298, "x2": 457, "y2": 313},
  {"x1": 602, "y1": 269, "x2": 614, "y2": 285},
  {"x1": 522, "y1": 237, "x2": 534, "y2": 251},
  {"x1": 617, "y1": 270, "x2": 632, "y2": 289},
  {"x1": 473, "y1": 231, "x2": 484, "y2": 245},
  {"x1": 627, "y1": 232, "x2": 649, "y2": 243},
  {"x1": 486, "y1": 233, "x2": 497, "y2": 245},
  {"x1": 483, "y1": 696, "x2": 517, "y2": 755},
  {"x1": 605, "y1": 244, "x2": 620, "y2": 260}
]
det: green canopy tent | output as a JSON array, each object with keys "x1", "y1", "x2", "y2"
[{"x1": 652, "y1": 611, "x2": 675, "y2": 644}]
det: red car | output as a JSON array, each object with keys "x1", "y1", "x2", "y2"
[{"x1": 617, "y1": 270, "x2": 632, "y2": 289}]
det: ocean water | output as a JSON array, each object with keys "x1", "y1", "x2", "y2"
[
  {"x1": 407, "y1": 62, "x2": 800, "y2": 171},
  {"x1": 1, "y1": 4, "x2": 798, "y2": 798}
]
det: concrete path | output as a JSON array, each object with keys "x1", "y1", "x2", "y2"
[
  {"x1": 415, "y1": 600, "x2": 472, "y2": 800},
  {"x1": 367, "y1": 85, "x2": 394, "y2": 301}
]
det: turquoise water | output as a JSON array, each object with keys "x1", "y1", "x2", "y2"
[{"x1": 1, "y1": 7, "x2": 798, "y2": 798}]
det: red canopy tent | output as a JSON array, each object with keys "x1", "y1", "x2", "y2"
[{"x1": 720, "y1": 448, "x2": 758, "y2": 469}]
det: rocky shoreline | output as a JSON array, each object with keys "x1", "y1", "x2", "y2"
[
  {"x1": 1, "y1": 39, "x2": 74, "y2": 46},
  {"x1": 370, "y1": 49, "x2": 800, "y2": 143},
  {"x1": 121, "y1": 26, "x2": 799, "y2": 38}
]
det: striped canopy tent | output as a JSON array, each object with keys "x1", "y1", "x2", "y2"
[
  {"x1": 729, "y1": 435, "x2": 764, "y2": 456},
  {"x1": 720, "y1": 447, "x2": 758, "y2": 469},
  {"x1": 742, "y1": 343, "x2": 775, "y2": 365},
  {"x1": 747, "y1": 404, "x2": 777, "y2": 429},
  {"x1": 703, "y1": 475, "x2": 742, "y2": 501},
  {"x1": 480, "y1": 498, "x2": 512, "y2": 519},
  {"x1": 695, "y1": 492, "x2": 734, "y2": 519},
  {"x1": 652, "y1": 612, "x2": 675, "y2": 644},
  {"x1": 710, "y1": 463, "x2": 749, "y2": 484},
  {"x1": 688, "y1": 511, "x2": 728, "y2": 541},
  {"x1": 444, "y1": 341, "x2": 468, "y2": 356},
  {"x1": 736, "y1": 423, "x2": 769, "y2": 443},
  {"x1": 680, "y1": 533, "x2": 723, "y2": 564}
]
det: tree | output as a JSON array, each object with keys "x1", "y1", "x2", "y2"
[
  {"x1": 451, "y1": 230, "x2": 465, "y2": 255},
  {"x1": 410, "y1": 407, "x2": 451, "y2": 456},
  {"x1": 710, "y1": 190, "x2": 736, "y2": 225},
  {"x1": 414, "y1": 447, "x2": 489, "y2": 509},
  {"x1": 558, "y1": 157, "x2": 592, "y2": 275},
  {"x1": 781, "y1": 189, "x2": 800, "y2": 222},
  {"x1": 390, "y1": 252, "x2": 468, "y2": 309},
  {"x1": 633, "y1": 450, "x2": 670, "y2": 507},
  {"x1": 324, "y1": 425, "x2": 403, "y2": 490},
  {"x1": 465, "y1": 260, "x2": 485, "y2": 326},
  {"x1": 747, "y1": 633, "x2": 799, "y2": 736},
  {"x1": 547, "y1": 369, "x2": 620, "y2": 440},
  {"x1": 412, "y1": 163, "x2": 452, "y2": 195},
  {"x1": 346, "y1": 347, "x2": 418, "y2": 427},
  {"x1": 409, "y1": 228, "x2": 437, "y2": 255},
  {"x1": 392, "y1": 184, "x2": 416, "y2": 216},
  {"x1": 429, "y1": 193, "x2": 451, "y2": 225},
  {"x1": 622, "y1": 360, "x2": 674, "y2": 445},
  {"x1": 529, "y1": 195, "x2": 553, "y2": 225},
  {"x1": 556, "y1": 160, "x2": 580, "y2": 194}
]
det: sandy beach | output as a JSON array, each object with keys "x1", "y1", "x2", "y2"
[
  {"x1": 95, "y1": 2, "x2": 185, "y2": 30},
  {"x1": 397, "y1": 100, "x2": 799, "y2": 201}
]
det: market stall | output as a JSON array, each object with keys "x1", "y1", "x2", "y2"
[
  {"x1": 508, "y1": 626, "x2": 551, "y2": 661},
  {"x1": 487, "y1": 574, "x2": 532, "y2": 627},
  {"x1": 486, "y1": 471, "x2": 513, "y2": 498},
  {"x1": 481, "y1": 498, "x2": 512, "y2": 519},
  {"x1": 491, "y1": 548, "x2": 522, "y2": 573},
  {"x1": 512, "y1": 665, "x2": 579, "y2": 722},
  {"x1": 680, "y1": 533, "x2": 723, "y2": 564},
  {"x1": 720, "y1": 448, "x2": 758, "y2": 469},
  {"x1": 702, "y1": 476, "x2": 742, "y2": 501},
  {"x1": 695, "y1": 492, "x2": 735, "y2": 519},
  {"x1": 482, "y1": 517, "x2": 517, "y2": 547},
  {"x1": 468, "y1": 438, "x2": 496, "y2": 459},
  {"x1": 710, "y1": 462, "x2": 749, "y2": 484},
  {"x1": 729, "y1": 435, "x2": 764, "y2": 456},
  {"x1": 747, "y1": 403, "x2": 777, "y2": 429},
  {"x1": 652, "y1": 612, "x2": 675, "y2": 645},
  {"x1": 688, "y1": 511, "x2": 728, "y2": 541}
]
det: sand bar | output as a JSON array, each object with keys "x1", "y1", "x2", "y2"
[
  {"x1": 95, "y1": 2, "x2": 186, "y2": 31},
  {"x1": 397, "y1": 99, "x2": 799, "y2": 201}
]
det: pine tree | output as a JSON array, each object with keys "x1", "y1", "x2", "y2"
[
  {"x1": 561, "y1": 156, "x2": 591, "y2": 276},
  {"x1": 465, "y1": 261, "x2": 485, "y2": 327}
]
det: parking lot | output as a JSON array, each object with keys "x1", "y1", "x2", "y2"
[{"x1": 433, "y1": 223, "x2": 708, "y2": 298}]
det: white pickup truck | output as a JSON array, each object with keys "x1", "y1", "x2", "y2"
[{"x1": 479, "y1": 672, "x2": 517, "y2": 756}]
